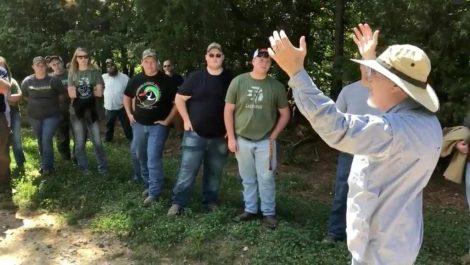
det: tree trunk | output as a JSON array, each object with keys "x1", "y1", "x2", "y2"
[{"x1": 332, "y1": 0, "x2": 345, "y2": 100}]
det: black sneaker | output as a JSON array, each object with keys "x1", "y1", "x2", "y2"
[
  {"x1": 232, "y1": 212, "x2": 257, "y2": 223},
  {"x1": 262, "y1": 215, "x2": 278, "y2": 229}
]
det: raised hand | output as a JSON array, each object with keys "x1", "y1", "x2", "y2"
[
  {"x1": 268, "y1": 30, "x2": 307, "y2": 78},
  {"x1": 352, "y1": 23, "x2": 379, "y2": 60}
]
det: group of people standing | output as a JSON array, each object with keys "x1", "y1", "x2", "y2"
[
  {"x1": 0, "y1": 41, "x2": 292, "y2": 229},
  {"x1": 0, "y1": 21, "x2": 466, "y2": 264},
  {"x1": 122, "y1": 43, "x2": 290, "y2": 229}
]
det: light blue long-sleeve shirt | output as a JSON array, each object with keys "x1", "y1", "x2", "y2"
[{"x1": 289, "y1": 70, "x2": 442, "y2": 265}]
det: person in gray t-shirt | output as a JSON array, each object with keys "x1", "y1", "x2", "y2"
[{"x1": 323, "y1": 65, "x2": 381, "y2": 244}]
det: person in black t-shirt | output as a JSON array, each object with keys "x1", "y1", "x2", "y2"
[
  {"x1": 167, "y1": 42, "x2": 232, "y2": 216},
  {"x1": 123, "y1": 49, "x2": 178, "y2": 206},
  {"x1": 22, "y1": 56, "x2": 63, "y2": 175},
  {"x1": 162, "y1": 60, "x2": 184, "y2": 88},
  {"x1": 48, "y1": 55, "x2": 72, "y2": 161},
  {"x1": 163, "y1": 59, "x2": 185, "y2": 133}
]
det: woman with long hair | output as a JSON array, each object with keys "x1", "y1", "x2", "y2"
[{"x1": 68, "y1": 47, "x2": 107, "y2": 174}]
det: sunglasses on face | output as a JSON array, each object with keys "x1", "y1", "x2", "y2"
[
  {"x1": 208, "y1": 53, "x2": 222, "y2": 58},
  {"x1": 77, "y1": 55, "x2": 89, "y2": 60}
]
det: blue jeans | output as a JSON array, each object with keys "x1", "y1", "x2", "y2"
[
  {"x1": 171, "y1": 131, "x2": 228, "y2": 207},
  {"x1": 133, "y1": 123, "x2": 169, "y2": 197},
  {"x1": 29, "y1": 115, "x2": 60, "y2": 171},
  {"x1": 327, "y1": 152, "x2": 353, "y2": 240},
  {"x1": 70, "y1": 113, "x2": 108, "y2": 173},
  {"x1": 105, "y1": 108, "x2": 132, "y2": 142},
  {"x1": 10, "y1": 109, "x2": 25, "y2": 166},
  {"x1": 235, "y1": 136, "x2": 277, "y2": 216},
  {"x1": 130, "y1": 123, "x2": 144, "y2": 183}
]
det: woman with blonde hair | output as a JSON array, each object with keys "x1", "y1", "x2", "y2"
[{"x1": 68, "y1": 47, "x2": 107, "y2": 174}]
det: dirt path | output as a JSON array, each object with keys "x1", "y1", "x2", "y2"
[{"x1": 0, "y1": 209, "x2": 134, "y2": 265}]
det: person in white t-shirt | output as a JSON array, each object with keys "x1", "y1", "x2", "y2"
[{"x1": 102, "y1": 58, "x2": 131, "y2": 142}]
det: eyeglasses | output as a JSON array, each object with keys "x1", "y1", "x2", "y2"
[
  {"x1": 77, "y1": 55, "x2": 89, "y2": 60},
  {"x1": 367, "y1": 68, "x2": 378, "y2": 78},
  {"x1": 208, "y1": 53, "x2": 222, "y2": 58},
  {"x1": 163, "y1": 65, "x2": 171, "y2": 68}
]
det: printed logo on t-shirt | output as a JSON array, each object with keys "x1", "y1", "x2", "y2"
[
  {"x1": 77, "y1": 77, "x2": 93, "y2": 99},
  {"x1": 245, "y1": 86, "x2": 263, "y2": 109},
  {"x1": 136, "y1": 82, "x2": 161, "y2": 109}
]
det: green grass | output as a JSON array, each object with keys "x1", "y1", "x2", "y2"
[{"x1": 9, "y1": 128, "x2": 469, "y2": 265}]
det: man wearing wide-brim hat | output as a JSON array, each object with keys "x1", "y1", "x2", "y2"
[{"x1": 267, "y1": 24, "x2": 442, "y2": 265}]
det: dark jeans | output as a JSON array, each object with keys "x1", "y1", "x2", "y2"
[
  {"x1": 56, "y1": 111, "x2": 72, "y2": 160},
  {"x1": 171, "y1": 131, "x2": 228, "y2": 207},
  {"x1": 70, "y1": 112, "x2": 108, "y2": 174},
  {"x1": 0, "y1": 114, "x2": 11, "y2": 190},
  {"x1": 327, "y1": 152, "x2": 353, "y2": 240},
  {"x1": 105, "y1": 108, "x2": 132, "y2": 142},
  {"x1": 10, "y1": 109, "x2": 25, "y2": 166}
]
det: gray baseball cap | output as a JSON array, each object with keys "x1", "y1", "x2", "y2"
[
  {"x1": 142, "y1": 49, "x2": 157, "y2": 60},
  {"x1": 32, "y1": 56, "x2": 46, "y2": 65}
]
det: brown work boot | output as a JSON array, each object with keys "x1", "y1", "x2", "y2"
[
  {"x1": 232, "y1": 212, "x2": 257, "y2": 223},
  {"x1": 143, "y1": 196, "x2": 157, "y2": 207},
  {"x1": 262, "y1": 215, "x2": 278, "y2": 229},
  {"x1": 461, "y1": 253, "x2": 470, "y2": 264},
  {"x1": 167, "y1": 204, "x2": 182, "y2": 216}
]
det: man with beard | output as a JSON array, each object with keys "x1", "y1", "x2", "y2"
[{"x1": 102, "y1": 58, "x2": 131, "y2": 142}]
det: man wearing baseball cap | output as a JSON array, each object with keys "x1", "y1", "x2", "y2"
[
  {"x1": 225, "y1": 48, "x2": 290, "y2": 229},
  {"x1": 167, "y1": 42, "x2": 232, "y2": 216},
  {"x1": 267, "y1": 24, "x2": 442, "y2": 264},
  {"x1": 123, "y1": 49, "x2": 178, "y2": 206},
  {"x1": 48, "y1": 55, "x2": 72, "y2": 161}
]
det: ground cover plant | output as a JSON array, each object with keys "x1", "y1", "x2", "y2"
[{"x1": 8, "y1": 128, "x2": 469, "y2": 265}]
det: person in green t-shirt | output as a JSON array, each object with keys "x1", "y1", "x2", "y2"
[
  {"x1": 68, "y1": 47, "x2": 107, "y2": 175},
  {"x1": 224, "y1": 48, "x2": 290, "y2": 229}
]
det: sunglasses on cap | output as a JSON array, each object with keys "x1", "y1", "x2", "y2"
[
  {"x1": 208, "y1": 53, "x2": 222, "y2": 58},
  {"x1": 256, "y1": 51, "x2": 270, "y2": 58}
]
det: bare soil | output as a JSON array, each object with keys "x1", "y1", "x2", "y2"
[{"x1": 0, "y1": 209, "x2": 133, "y2": 265}]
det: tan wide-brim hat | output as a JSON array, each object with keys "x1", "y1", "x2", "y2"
[{"x1": 351, "y1": 44, "x2": 440, "y2": 113}]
